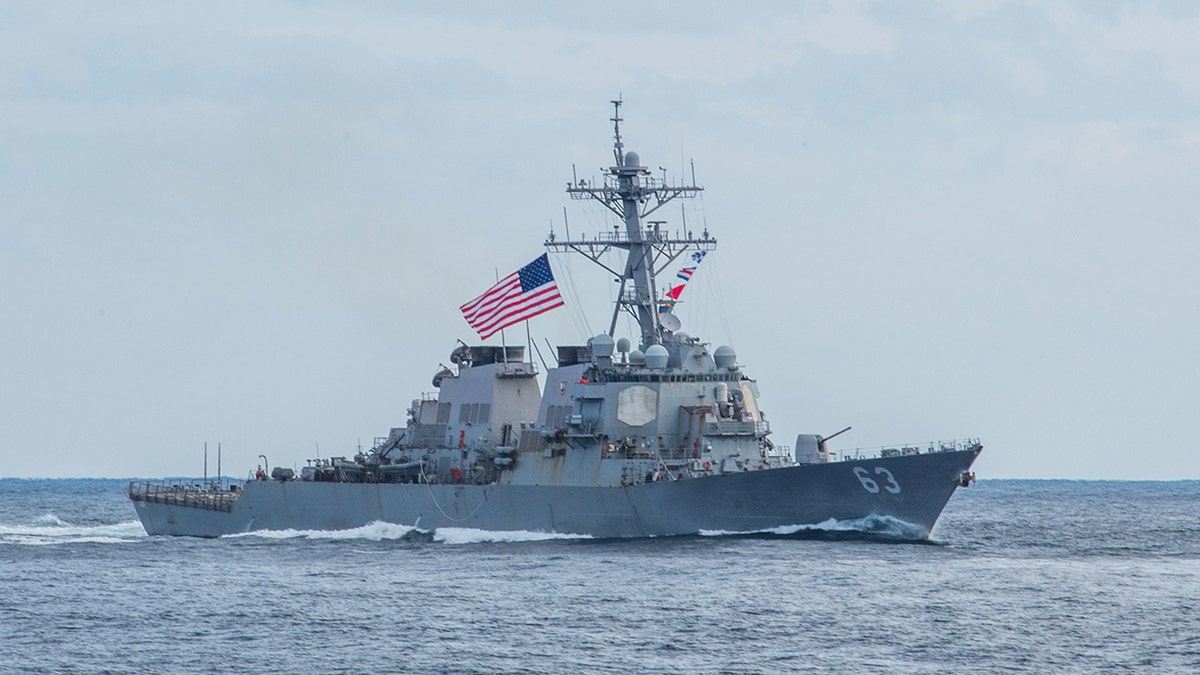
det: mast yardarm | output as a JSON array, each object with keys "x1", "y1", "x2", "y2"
[{"x1": 548, "y1": 100, "x2": 714, "y2": 348}]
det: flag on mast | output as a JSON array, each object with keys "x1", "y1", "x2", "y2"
[
  {"x1": 659, "y1": 250, "x2": 707, "y2": 313},
  {"x1": 460, "y1": 253, "x2": 564, "y2": 339}
]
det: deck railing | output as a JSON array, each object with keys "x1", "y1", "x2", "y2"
[
  {"x1": 828, "y1": 438, "x2": 983, "y2": 463},
  {"x1": 702, "y1": 420, "x2": 769, "y2": 437},
  {"x1": 127, "y1": 480, "x2": 241, "y2": 512}
]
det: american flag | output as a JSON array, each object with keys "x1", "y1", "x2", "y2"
[{"x1": 460, "y1": 253, "x2": 564, "y2": 339}]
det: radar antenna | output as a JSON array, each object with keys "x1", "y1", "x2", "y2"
[
  {"x1": 549, "y1": 102, "x2": 715, "y2": 348},
  {"x1": 611, "y1": 99, "x2": 624, "y2": 167}
]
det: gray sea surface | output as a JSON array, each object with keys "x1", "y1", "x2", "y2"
[{"x1": 1, "y1": 478, "x2": 1197, "y2": 673}]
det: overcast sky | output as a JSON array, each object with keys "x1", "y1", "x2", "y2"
[{"x1": 3, "y1": 1, "x2": 1198, "y2": 479}]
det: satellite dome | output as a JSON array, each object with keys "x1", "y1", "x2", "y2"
[
  {"x1": 591, "y1": 333, "x2": 615, "y2": 357},
  {"x1": 644, "y1": 344, "x2": 669, "y2": 369},
  {"x1": 629, "y1": 350, "x2": 646, "y2": 365},
  {"x1": 714, "y1": 345, "x2": 737, "y2": 369},
  {"x1": 624, "y1": 151, "x2": 640, "y2": 167},
  {"x1": 616, "y1": 337, "x2": 631, "y2": 354}
]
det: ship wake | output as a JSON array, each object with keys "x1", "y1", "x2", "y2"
[
  {"x1": 223, "y1": 521, "x2": 593, "y2": 545},
  {"x1": 699, "y1": 514, "x2": 932, "y2": 542},
  {"x1": 0, "y1": 514, "x2": 148, "y2": 546},
  {"x1": 213, "y1": 516, "x2": 929, "y2": 544}
]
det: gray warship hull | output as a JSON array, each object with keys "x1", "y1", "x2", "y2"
[{"x1": 131, "y1": 448, "x2": 979, "y2": 538}]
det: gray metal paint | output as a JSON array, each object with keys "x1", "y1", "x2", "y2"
[{"x1": 133, "y1": 448, "x2": 979, "y2": 538}]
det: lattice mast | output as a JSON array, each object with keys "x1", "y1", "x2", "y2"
[{"x1": 546, "y1": 100, "x2": 715, "y2": 348}]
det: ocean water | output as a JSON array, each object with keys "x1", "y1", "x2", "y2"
[{"x1": 1, "y1": 479, "x2": 1197, "y2": 674}]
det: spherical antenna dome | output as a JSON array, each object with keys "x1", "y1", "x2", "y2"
[
  {"x1": 644, "y1": 344, "x2": 669, "y2": 369},
  {"x1": 616, "y1": 337, "x2": 631, "y2": 354},
  {"x1": 714, "y1": 345, "x2": 737, "y2": 369},
  {"x1": 624, "y1": 151, "x2": 640, "y2": 167},
  {"x1": 591, "y1": 333, "x2": 615, "y2": 357},
  {"x1": 629, "y1": 350, "x2": 646, "y2": 366}
]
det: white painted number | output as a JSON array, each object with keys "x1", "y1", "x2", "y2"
[
  {"x1": 876, "y1": 467, "x2": 901, "y2": 494},
  {"x1": 852, "y1": 466, "x2": 879, "y2": 493},
  {"x1": 853, "y1": 466, "x2": 902, "y2": 494}
]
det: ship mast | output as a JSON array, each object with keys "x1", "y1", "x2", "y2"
[{"x1": 546, "y1": 100, "x2": 715, "y2": 348}]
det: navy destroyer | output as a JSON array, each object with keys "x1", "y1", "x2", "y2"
[{"x1": 129, "y1": 101, "x2": 981, "y2": 539}]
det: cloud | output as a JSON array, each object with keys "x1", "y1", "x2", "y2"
[
  {"x1": 1041, "y1": 2, "x2": 1200, "y2": 101},
  {"x1": 1020, "y1": 120, "x2": 1139, "y2": 166},
  {"x1": 227, "y1": 4, "x2": 895, "y2": 89},
  {"x1": 1097, "y1": 5, "x2": 1200, "y2": 98}
]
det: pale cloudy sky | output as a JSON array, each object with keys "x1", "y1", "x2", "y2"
[{"x1": 2, "y1": 1, "x2": 1197, "y2": 479}]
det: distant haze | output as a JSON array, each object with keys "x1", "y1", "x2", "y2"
[{"x1": 2, "y1": 2, "x2": 1197, "y2": 479}]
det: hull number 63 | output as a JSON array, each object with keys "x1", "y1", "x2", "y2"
[{"x1": 852, "y1": 466, "x2": 901, "y2": 494}]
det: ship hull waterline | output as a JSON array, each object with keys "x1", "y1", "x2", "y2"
[{"x1": 131, "y1": 449, "x2": 980, "y2": 539}]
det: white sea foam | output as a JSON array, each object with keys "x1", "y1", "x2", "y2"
[
  {"x1": 33, "y1": 513, "x2": 69, "y2": 527},
  {"x1": 700, "y1": 514, "x2": 929, "y2": 540},
  {"x1": 0, "y1": 516, "x2": 147, "y2": 545},
  {"x1": 223, "y1": 521, "x2": 591, "y2": 544},
  {"x1": 224, "y1": 521, "x2": 420, "y2": 541},
  {"x1": 432, "y1": 527, "x2": 592, "y2": 545}
]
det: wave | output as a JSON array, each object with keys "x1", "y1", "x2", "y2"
[
  {"x1": 433, "y1": 527, "x2": 592, "y2": 545},
  {"x1": 700, "y1": 514, "x2": 931, "y2": 541},
  {"x1": 223, "y1": 521, "x2": 592, "y2": 545},
  {"x1": 0, "y1": 515, "x2": 148, "y2": 546},
  {"x1": 33, "y1": 513, "x2": 69, "y2": 527},
  {"x1": 224, "y1": 521, "x2": 421, "y2": 541}
]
